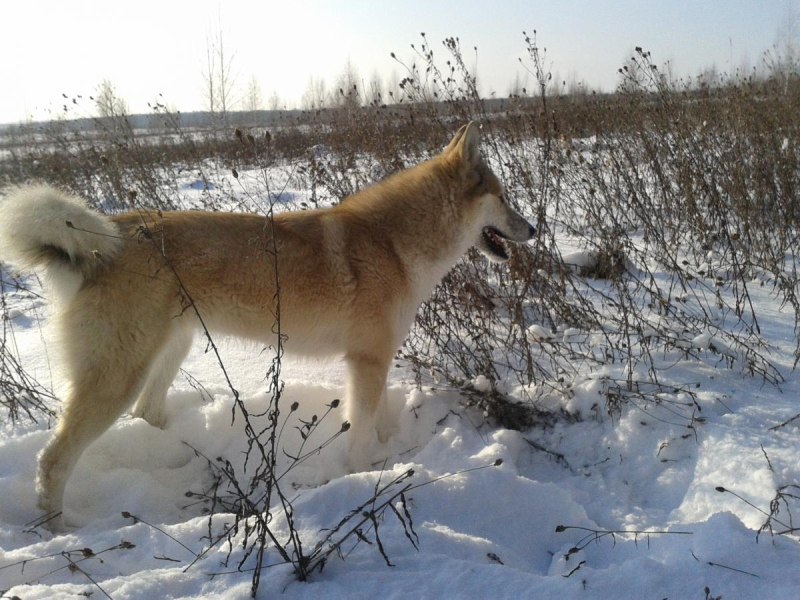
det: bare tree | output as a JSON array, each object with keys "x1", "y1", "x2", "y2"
[
  {"x1": 244, "y1": 75, "x2": 263, "y2": 112},
  {"x1": 94, "y1": 79, "x2": 128, "y2": 118},
  {"x1": 772, "y1": 5, "x2": 800, "y2": 91},
  {"x1": 696, "y1": 63, "x2": 721, "y2": 90},
  {"x1": 365, "y1": 69, "x2": 384, "y2": 106},
  {"x1": 385, "y1": 69, "x2": 401, "y2": 102},
  {"x1": 267, "y1": 90, "x2": 282, "y2": 111},
  {"x1": 202, "y1": 23, "x2": 237, "y2": 127},
  {"x1": 301, "y1": 76, "x2": 328, "y2": 110},
  {"x1": 550, "y1": 70, "x2": 564, "y2": 97},
  {"x1": 564, "y1": 71, "x2": 588, "y2": 97},
  {"x1": 333, "y1": 58, "x2": 362, "y2": 109},
  {"x1": 507, "y1": 71, "x2": 528, "y2": 97},
  {"x1": 202, "y1": 40, "x2": 218, "y2": 115}
]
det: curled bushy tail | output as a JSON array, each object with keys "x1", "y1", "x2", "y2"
[{"x1": 0, "y1": 185, "x2": 121, "y2": 297}]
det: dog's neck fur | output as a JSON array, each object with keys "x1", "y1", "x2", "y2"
[{"x1": 334, "y1": 155, "x2": 477, "y2": 302}]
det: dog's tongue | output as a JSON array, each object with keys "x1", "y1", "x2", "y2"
[{"x1": 484, "y1": 227, "x2": 509, "y2": 259}]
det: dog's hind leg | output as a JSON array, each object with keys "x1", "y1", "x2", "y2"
[
  {"x1": 131, "y1": 326, "x2": 193, "y2": 428},
  {"x1": 36, "y1": 368, "x2": 149, "y2": 529},
  {"x1": 344, "y1": 351, "x2": 393, "y2": 472},
  {"x1": 37, "y1": 313, "x2": 176, "y2": 530}
]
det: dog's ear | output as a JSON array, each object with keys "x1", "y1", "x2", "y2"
[
  {"x1": 443, "y1": 124, "x2": 468, "y2": 155},
  {"x1": 444, "y1": 121, "x2": 482, "y2": 169}
]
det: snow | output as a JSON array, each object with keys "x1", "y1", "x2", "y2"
[{"x1": 3, "y1": 177, "x2": 800, "y2": 599}]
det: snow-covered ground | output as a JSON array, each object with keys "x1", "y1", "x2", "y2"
[{"x1": 2, "y1": 171, "x2": 800, "y2": 599}]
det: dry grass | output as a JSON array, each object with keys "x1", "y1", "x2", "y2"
[{"x1": 2, "y1": 41, "x2": 799, "y2": 428}]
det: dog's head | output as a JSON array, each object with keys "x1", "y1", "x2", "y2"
[{"x1": 442, "y1": 122, "x2": 536, "y2": 263}]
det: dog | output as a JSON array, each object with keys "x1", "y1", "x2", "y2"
[{"x1": 0, "y1": 122, "x2": 535, "y2": 529}]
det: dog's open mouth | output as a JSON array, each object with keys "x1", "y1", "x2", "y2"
[{"x1": 481, "y1": 226, "x2": 510, "y2": 261}]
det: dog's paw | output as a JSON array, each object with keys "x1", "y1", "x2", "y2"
[
  {"x1": 346, "y1": 450, "x2": 373, "y2": 474},
  {"x1": 376, "y1": 421, "x2": 398, "y2": 444},
  {"x1": 131, "y1": 408, "x2": 167, "y2": 429}
]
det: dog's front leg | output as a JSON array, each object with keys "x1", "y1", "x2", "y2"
[{"x1": 344, "y1": 352, "x2": 392, "y2": 472}]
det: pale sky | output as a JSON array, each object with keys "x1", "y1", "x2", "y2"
[{"x1": 1, "y1": 0, "x2": 796, "y2": 124}]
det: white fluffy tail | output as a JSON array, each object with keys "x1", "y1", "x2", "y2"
[{"x1": 0, "y1": 185, "x2": 121, "y2": 299}]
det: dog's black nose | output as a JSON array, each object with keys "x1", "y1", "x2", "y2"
[{"x1": 528, "y1": 223, "x2": 536, "y2": 238}]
